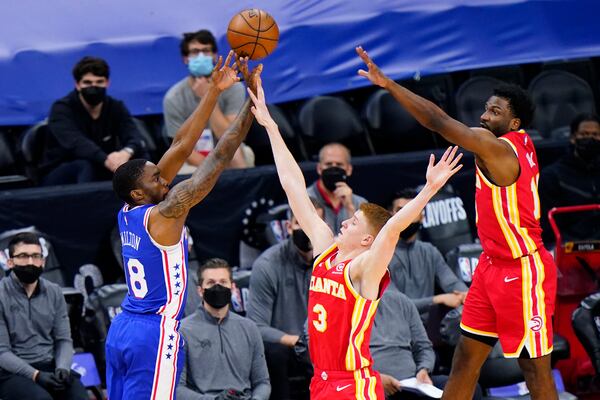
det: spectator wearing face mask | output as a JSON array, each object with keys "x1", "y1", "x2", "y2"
[
  {"x1": 0, "y1": 233, "x2": 88, "y2": 400},
  {"x1": 163, "y1": 29, "x2": 252, "y2": 172},
  {"x1": 306, "y1": 142, "x2": 367, "y2": 233},
  {"x1": 41, "y1": 56, "x2": 146, "y2": 185},
  {"x1": 539, "y1": 113, "x2": 600, "y2": 245},
  {"x1": 387, "y1": 188, "x2": 468, "y2": 318},
  {"x1": 177, "y1": 258, "x2": 270, "y2": 400},
  {"x1": 246, "y1": 200, "x2": 325, "y2": 400}
]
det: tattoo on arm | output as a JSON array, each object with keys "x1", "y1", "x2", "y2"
[{"x1": 158, "y1": 99, "x2": 253, "y2": 218}]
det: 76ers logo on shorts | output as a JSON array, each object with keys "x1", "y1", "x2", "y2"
[{"x1": 528, "y1": 315, "x2": 543, "y2": 332}]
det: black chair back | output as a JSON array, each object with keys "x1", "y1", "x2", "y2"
[
  {"x1": 455, "y1": 76, "x2": 502, "y2": 128},
  {"x1": 528, "y1": 70, "x2": 595, "y2": 138},
  {"x1": 298, "y1": 96, "x2": 374, "y2": 159},
  {"x1": 20, "y1": 120, "x2": 49, "y2": 182},
  {"x1": 363, "y1": 89, "x2": 436, "y2": 153},
  {"x1": 245, "y1": 104, "x2": 305, "y2": 165}
]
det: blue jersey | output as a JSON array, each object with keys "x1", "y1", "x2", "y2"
[{"x1": 118, "y1": 204, "x2": 188, "y2": 320}]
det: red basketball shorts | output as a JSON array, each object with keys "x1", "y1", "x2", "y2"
[
  {"x1": 310, "y1": 367, "x2": 385, "y2": 399},
  {"x1": 461, "y1": 249, "x2": 557, "y2": 358}
]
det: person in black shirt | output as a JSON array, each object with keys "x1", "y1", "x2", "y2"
[
  {"x1": 539, "y1": 113, "x2": 600, "y2": 244},
  {"x1": 41, "y1": 56, "x2": 146, "y2": 185}
]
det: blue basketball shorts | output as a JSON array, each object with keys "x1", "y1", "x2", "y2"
[{"x1": 106, "y1": 311, "x2": 185, "y2": 400}]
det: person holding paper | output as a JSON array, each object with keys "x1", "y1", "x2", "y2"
[{"x1": 370, "y1": 286, "x2": 482, "y2": 399}]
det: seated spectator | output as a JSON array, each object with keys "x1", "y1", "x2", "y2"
[
  {"x1": 177, "y1": 258, "x2": 270, "y2": 400},
  {"x1": 539, "y1": 113, "x2": 600, "y2": 244},
  {"x1": 306, "y1": 142, "x2": 367, "y2": 232},
  {"x1": 371, "y1": 286, "x2": 482, "y2": 400},
  {"x1": 163, "y1": 29, "x2": 252, "y2": 173},
  {"x1": 247, "y1": 200, "x2": 325, "y2": 400},
  {"x1": 572, "y1": 292, "x2": 600, "y2": 376},
  {"x1": 0, "y1": 232, "x2": 87, "y2": 400},
  {"x1": 388, "y1": 188, "x2": 467, "y2": 318},
  {"x1": 41, "y1": 56, "x2": 146, "y2": 185}
]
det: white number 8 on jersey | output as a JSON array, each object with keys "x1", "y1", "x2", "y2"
[{"x1": 127, "y1": 258, "x2": 148, "y2": 298}]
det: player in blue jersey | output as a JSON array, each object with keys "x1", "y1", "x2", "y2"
[{"x1": 106, "y1": 53, "x2": 262, "y2": 400}]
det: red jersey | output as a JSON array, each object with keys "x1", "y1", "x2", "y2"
[
  {"x1": 308, "y1": 243, "x2": 390, "y2": 372},
  {"x1": 475, "y1": 130, "x2": 544, "y2": 260}
]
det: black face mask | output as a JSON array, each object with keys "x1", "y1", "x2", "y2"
[
  {"x1": 400, "y1": 222, "x2": 422, "y2": 241},
  {"x1": 320, "y1": 167, "x2": 347, "y2": 192},
  {"x1": 12, "y1": 265, "x2": 43, "y2": 284},
  {"x1": 575, "y1": 138, "x2": 600, "y2": 163},
  {"x1": 203, "y1": 284, "x2": 232, "y2": 309},
  {"x1": 292, "y1": 229, "x2": 312, "y2": 253},
  {"x1": 80, "y1": 86, "x2": 106, "y2": 106}
]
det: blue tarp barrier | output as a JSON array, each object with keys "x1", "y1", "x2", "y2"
[{"x1": 0, "y1": 0, "x2": 599, "y2": 125}]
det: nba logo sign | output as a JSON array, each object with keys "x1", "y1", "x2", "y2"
[
  {"x1": 269, "y1": 220, "x2": 286, "y2": 242},
  {"x1": 470, "y1": 257, "x2": 479, "y2": 273},
  {"x1": 458, "y1": 257, "x2": 472, "y2": 283}
]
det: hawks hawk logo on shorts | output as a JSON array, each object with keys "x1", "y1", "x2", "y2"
[{"x1": 528, "y1": 316, "x2": 543, "y2": 332}]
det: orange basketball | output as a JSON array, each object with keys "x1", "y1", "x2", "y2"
[{"x1": 227, "y1": 9, "x2": 279, "y2": 60}]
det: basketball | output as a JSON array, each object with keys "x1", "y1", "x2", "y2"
[{"x1": 227, "y1": 9, "x2": 279, "y2": 60}]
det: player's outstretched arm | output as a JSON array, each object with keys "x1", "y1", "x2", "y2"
[
  {"x1": 157, "y1": 51, "x2": 240, "y2": 184},
  {"x1": 352, "y1": 147, "x2": 463, "y2": 296},
  {"x1": 148, "y1": 62, "x2": 262, "y2": 246},
  {"x1": 356, "y1": 46, "x2": 517, "y2": 186},
  {"x1": 247, "y1": 78, "x2": 334, "y2": 255}
]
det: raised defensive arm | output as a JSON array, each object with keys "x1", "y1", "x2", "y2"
[
  {"x1": 247, "y1": 78, "x2": 334, "y2": 255},
  {"x1": 352, "y1": 147, "x2": 463, "y2": 295},
  {"x1": 356, "y1": 46, "x2": 517, "y2": 186}
]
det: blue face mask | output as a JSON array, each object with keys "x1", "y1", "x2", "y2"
[{"x1": 188, "y1": 54, "x2": 214, "y2": 77}]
